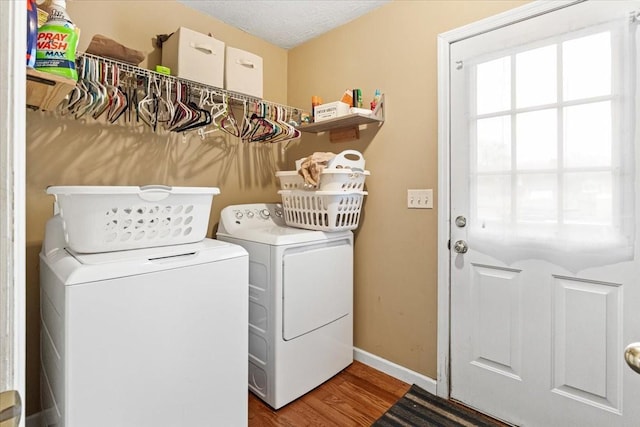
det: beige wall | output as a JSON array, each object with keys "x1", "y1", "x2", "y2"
[
  {"x1": 25, "y1": 0, "x2": 288, "y2": 414},
  {"x1": 25, "y1": 0, "x2": 528, "y2": 416},
  {"x1": 287, "y1": 0, "x2": 528, "y2": 378}
]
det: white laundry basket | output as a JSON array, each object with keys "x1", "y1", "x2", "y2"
[
  {"x1": 276, "y1": 169, "x2": 370, "y2": 191},
  {"x1": 276, "y1": 150, "x2": 370, "y2": 191},
  {"x1": 278, "y1": 190, "x2": 367, "y2": 232},
  {"x1": 46, "y1": 185, "x2": 220, "y2": 253}
]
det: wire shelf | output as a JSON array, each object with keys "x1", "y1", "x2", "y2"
[{"x1": 78, "y1": 52, "x2": 304, "y2": 118}]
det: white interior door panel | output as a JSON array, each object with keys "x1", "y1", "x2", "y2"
[{"x1": 449, "y1": 2, "x2": 640, "y2": 425}]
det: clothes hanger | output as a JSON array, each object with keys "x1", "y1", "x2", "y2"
[
  {"x1": 219, "y1": 95, "x2": 241, "y2": 137},
  {"x1": 126, "y1": 73, "x2": 139, "y2": 124},
  {"x1": 174, "y1": 85, "x2": 212, "y2": 132},
  {"x1": 93, "y1": 61, "x2": 116, "y2": 120},
  {"x1": 194, "y1": 88, "x2": 221, "y2": 139},
  {"x1": 168, "y1": 80, "x2": 193, "y2": 131},
  {"x1": 246, "y1": 102, "x2": 275, "y2": 143},
  {"x1": 58, "y1": 56, "x2": 86, "y2": 115},
  {"x1": 211, "y1": 92, "x2": 228, "y2": 127},
  {"x1": 107, "y1": 64, "x2": 129, "y2": 124},
  {"x1": 138, "y1": 75, "x2": 158, "y2": 129},
  {"x1": 86, "y1": 58, "x2": 108, "y2": 118},
  {"x1": 154, "y1": 77, "x2": 174, "y2": 130},
  {"x1": 73, "y1": 57, "x2": 104, "y2": 119},
  {"x1": 240, "y1": 100, "x2": 256, "y2": 141},
  {"x1": 276, "y1": 106, "x2": 299, "y2": 143}
]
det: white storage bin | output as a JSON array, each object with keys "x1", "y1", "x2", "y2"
[
  {"x1": 46, "y1": 185, "x2": 220, "y2": 253},
  {"x1": 225, "y1": 46, "x2": 263, "y2": 98},
  {"x1": 161, "y1": 27, "x2": 225, "y2": 87},
  {"x1": 278, "y1": 190, "x2": 367, "y2": 232}
]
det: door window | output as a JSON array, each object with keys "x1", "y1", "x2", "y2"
[{"x1": 468, "y1": 24, "x2": 635, "y2": 263}]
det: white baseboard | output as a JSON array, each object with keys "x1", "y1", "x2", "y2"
[
  {"x1": 353, "y1": 347, "x2": 438, "y2": 395},
  {"x1": 25, "y1": 412, "x2": 41, "y2": 427}
]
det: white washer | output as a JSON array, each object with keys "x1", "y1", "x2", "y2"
[
  {"x1": 217, "y1": 203, "x2": 353, "y2": 409},
  {"x1": 39, "y1": 215, "x2": 249, "y2": 427}
]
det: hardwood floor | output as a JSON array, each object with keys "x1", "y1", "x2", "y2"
[{"x1": 248, "y1": 361, "x2": 411, "y2": 426}]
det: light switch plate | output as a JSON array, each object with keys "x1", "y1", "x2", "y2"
[{"x1": 408, "y1": 189, "x2": 433, "y2": 209}]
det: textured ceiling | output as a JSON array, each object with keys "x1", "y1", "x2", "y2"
[{"x1": 178, "y1": 0, "x2": 390, "y2": 49}]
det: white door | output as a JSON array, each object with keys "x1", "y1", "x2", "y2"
[{"x1": 450, "y1": 1, "x2": 640, "y2": 426}]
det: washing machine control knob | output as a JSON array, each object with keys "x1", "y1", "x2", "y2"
[
  {"x1": 246, "y1": 210, "x2": 255, "y2": 218},
  {"x1": 234, "y1": 211, "x2": 243, "y2": 219},
  {"x1": 259, "y1": 209, "x2": 271, "y2": 219}
]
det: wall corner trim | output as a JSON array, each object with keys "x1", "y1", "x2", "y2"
[{"x1": 353, "y1": 347, "x2": 437, "y2": 395}]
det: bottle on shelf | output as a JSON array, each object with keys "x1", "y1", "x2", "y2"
[
  {"x1": 370, "y1": 89, "x2": 381, "y2": 111},
  {"x1": 27, "y1": 0, "x2": 38, "y2": 67},
  {"x1": 311, "y1": 95, "x2": 323, "y2": 121},
  {"x1": 35, "y1": 0, "x2": 79, "y2": 80}
]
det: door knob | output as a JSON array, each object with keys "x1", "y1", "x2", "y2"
[
  {"x1": 625, "y1": 343, "x2": 640, "y2": 374},
  {"x1": 453, "y1": 240, "x2": 468, "y2": 254}
]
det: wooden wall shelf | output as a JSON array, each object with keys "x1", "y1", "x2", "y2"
[
  {"x1": 296, "y1": 94, "x2": 384, "y2": 142},
  {"x1": 26, "y1": 68, "x2": 76, "y2": 112},
  {"x1": 297, "y1": 112, "x2": 383, "y2": 134}
]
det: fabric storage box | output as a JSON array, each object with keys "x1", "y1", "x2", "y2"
[
  {"x1": 46, "y1": 185, "x2": 220, "y2": 253},
  {"x1": 161, "y1": 27, "x2": 225, "y2": 87},
  {"x1": 278, "y1": 190, "x2": 367, "y2": 232},
  {"x1": 314, "y1": 101, "x2": 350, "y2": 122},
  {"x1": 225, "y1": 46, "x2": 263, "y2": 98}
]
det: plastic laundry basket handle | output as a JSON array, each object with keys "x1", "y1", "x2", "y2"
[
  {"x1": 139, "y1": 185, "x2": 172, "y2": 202},
  {"x1": 328, "y1": 150, "x2": 365, "y2": 171}
]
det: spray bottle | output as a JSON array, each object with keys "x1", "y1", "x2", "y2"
[
  {"x1": 370, "y1": 89, "x2": 381, "y2": 111},
  {"x1": 35, "y1": 0, "x2": 78, "y2": 80},
  {"x1": 26, "y1": 0, "x2": 38, "y2": 67}
]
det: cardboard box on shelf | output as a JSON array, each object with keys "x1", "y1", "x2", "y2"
[{"x1": 314, "y1": 101, "x2": 350, "y2": 122}]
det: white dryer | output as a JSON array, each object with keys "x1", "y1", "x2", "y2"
[
  {"x1": 217, "y1": 203, "x2": 353, "y2": 409},
  {"x1": 40, "y1": 215, "x2": 249, "y2": 427}
]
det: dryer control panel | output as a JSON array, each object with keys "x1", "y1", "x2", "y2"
[{"x1": 218, "y1": 203, "x2": 286, "y2": 234}]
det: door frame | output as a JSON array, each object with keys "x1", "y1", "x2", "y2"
[
  {"x1": 0, "y1": 0, "x2": 26, "y2": 424},
  {"x1": 435, "y1": 0, "x2": 583, "y2": 399}
]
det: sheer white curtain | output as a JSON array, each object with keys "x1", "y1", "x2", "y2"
[{"x1": 465, "y1": 16, "x2": 637, "y2": 271}]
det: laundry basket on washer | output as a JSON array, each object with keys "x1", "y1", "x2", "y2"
[
  {"x1": 46, "y1": 185, "x2": 220, "y2": 253},
  {"x1": 277, "y1": 189, "x2": 367, "y2": 232}
]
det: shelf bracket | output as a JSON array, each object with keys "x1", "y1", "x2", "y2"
[{"x1": 329, "y1": 126, "x2": 360, "y2": 143}]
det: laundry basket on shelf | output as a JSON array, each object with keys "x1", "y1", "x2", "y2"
[{"x1": 46, "y1": 185, "x2": 220, "y2": 253}]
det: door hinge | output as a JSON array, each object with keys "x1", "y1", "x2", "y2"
[{"x1": 447, "y1": 239, "x2": 451, "y2": 250}]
